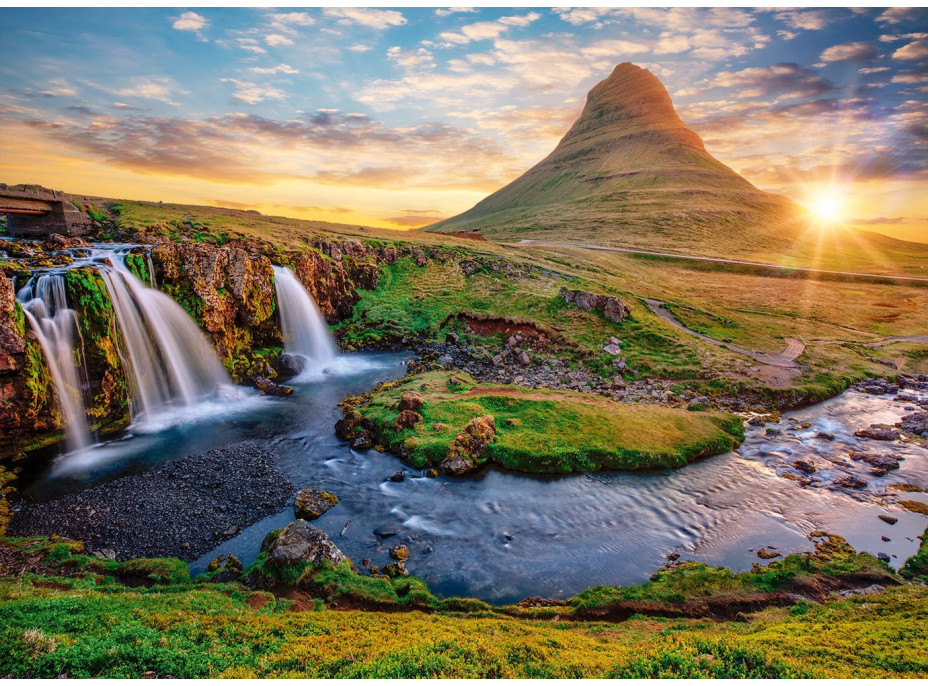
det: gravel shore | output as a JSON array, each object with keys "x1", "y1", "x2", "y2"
[{"x1": 8, "y1": 442, "x2": 296, "y2": 561}]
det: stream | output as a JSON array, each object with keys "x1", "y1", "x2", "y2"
[{"x1": 21, "y1": 353, "x2": 928, "y2": 604}]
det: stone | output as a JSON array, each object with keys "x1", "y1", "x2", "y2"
[
  {"x1": 389, "y1": 470, "x2": 405, "y2": 483},
  {"x1": 264, "y1": 519, "x2": 347, "y2": 567},
  {"x1": 900, "y1": 411, "x2": 928, "y2": 438},
  {"x1": 397, "y1": 391, "x2": 425, "y2": 412},
  {"x1": 294, "y1": 488, "x2": 338, "y2": 521},
  {"x1": 849, "y1": 451, "x2": 900, "y2": 476},
  {"x1": 394, "y1": 410, "x2": 423, "y2": 430},
  {"x1": 814, "y1": 432, "x2": 835, "y2": 441},
  {"x1": 602, "y1": 343, "x2": 622, "y2": 355},
  {"x1": 253, "y1": 376, "x2": 294, "y2": 396},
  {"x1": 834, "y1": 475, "x2": 867, "y2": 490},
  {"x1": 854, "y1": 424, "x2": 902, "y2": 441},
  {"x1": 877, "y1": 552, "x2": 891, "y2": 563},
  {"x1": 277, "y1": 353, "x2": 305, "y2": 377},
  {"x1": 794, "y1": 459, "x2": 816, "y2": 474},
  {"x1": 206, "y1": 553, "x2": 243, "y2": 581},
  {"x1": 439, "y1": 415, "x2": 497, "y2": 476},
  {"x1": 425, "y1": 468, "x2": 438, "y2": 478},
  {"x1": 350, "y1": 431, "x2": 372, "y2": 451},
  {"x1": 516, "y1": 351, "x2": 531, "y2": 366},
  {"x1": 381, "y1": 560, "x2": 409, "y2": 578},
  {"x1": 445, "y1": 332, "x2": 460, "y2": 345},
  {"x1": 878, "y1": 514, "x2": 898, "y2": 525},
  {"x1": 603, "y1": 296, "x2": 631, "y2": 323},
  {"x1": 390, "y1": 544, "x2": 410, "y2": 560}
]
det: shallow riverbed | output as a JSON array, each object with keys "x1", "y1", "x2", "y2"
[{"x1": 22, "y1": 352, "x2": 928, "y2": 604}]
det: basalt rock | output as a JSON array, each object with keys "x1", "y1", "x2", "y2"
[
  {"x1": 561, "y1": 289, "x2": 630, "y2": 323},
  {"x1": 254, "y1": 376, "x2": 294, "y2": 396},
  {"x1": 264, "y1": 519, "x2": 347, "y2": 567},
  {"x1": 294, "y1": 488, "x2": 338, "y2": 521}
]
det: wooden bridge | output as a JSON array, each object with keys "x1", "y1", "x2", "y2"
[{"x1": 0, "y1": 188, "x2": 95, "y2": 237}]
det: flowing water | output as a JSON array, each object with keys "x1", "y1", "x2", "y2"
[
  {"x1": 12, "y1": 240, "x2": 928, "y2": 604},
  {"x1": 273, "y1": 265, "x2": 338, "y2": 377},
  {"x1": 24, "y1": 357, "x2": 928, "y2": 604},
  {"x1": 16, "y1": 274, "x2": 93, "y2": 452}
]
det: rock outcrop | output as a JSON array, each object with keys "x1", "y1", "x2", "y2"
[
  {"x1": 264, "y1": 519, "x2": 347, "y2": 568},
  {"x1": 440, "y1": 415, "x2": 497, "y2": 476},
  {"x1": 561, "y1": 289, "x2": 631, "y2": 323},
  {"x1": 293, "y1": 488, "x2": 338, "y2": 521}
]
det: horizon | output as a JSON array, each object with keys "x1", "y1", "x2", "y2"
[{"x1": 1, "y1": 7, "x2": 926, "y2": 243}]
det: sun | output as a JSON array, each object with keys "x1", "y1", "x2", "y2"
[{"x1": 808, "y1": 188, "x2": 845, "y2": 223}]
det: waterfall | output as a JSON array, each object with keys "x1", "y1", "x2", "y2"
[
  {"x1": 16, "y1": 274, "x2": 93, "y2": 452},
  {"x1": 96, "y1": 252, "x2": 233, "y2": 424},
  {"x1": 273, "y1": 266, "x2": 337, "y2": 375}
]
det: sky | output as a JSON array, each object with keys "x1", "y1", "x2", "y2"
[{"x1": 0, "y1": 6, "x2": 926, "y2": 243}]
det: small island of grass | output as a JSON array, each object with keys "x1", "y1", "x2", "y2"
[{"x1": 338, "y1": 371, "x2": 744, "y2": 475}]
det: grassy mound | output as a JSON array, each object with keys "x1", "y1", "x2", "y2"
[{"x1": 352, "y1": 371, "x2": 743, "y2": 473}]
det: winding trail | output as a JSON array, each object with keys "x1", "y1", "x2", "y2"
[{"x1": 512, "y1": 241, "x2": 928, "y2": 284}]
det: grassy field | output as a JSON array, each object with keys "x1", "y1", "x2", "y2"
[
  {"x1": 0, "y1": 532, "x2": 925, "y2": 678},
  {"x1": 352, "y1": 371, "x2": 744, "y2": 472}
]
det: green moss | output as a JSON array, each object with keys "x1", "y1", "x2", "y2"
[
  {"x1": 902, "y1": 526, "x2": 928, "y2": 582},
  {"x1": 354, "y1": 371, "x2": 743, "y2": 473},
  {"x1": 123, "y1": 254, "x2": 151, "y2": 286}
]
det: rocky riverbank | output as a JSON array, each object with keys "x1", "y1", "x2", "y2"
[{"x1": 7, "y1": 443, "x2": 295, "y2": 561}]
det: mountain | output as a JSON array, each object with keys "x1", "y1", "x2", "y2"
[{"x1": 426, "y1": 62, "x2": 813, "y2": 256}]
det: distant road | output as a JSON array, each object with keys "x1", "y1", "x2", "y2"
[{"x1": 511, "y1": 241, "x2": 928, "y2": 284}]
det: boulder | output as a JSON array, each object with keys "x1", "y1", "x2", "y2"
[
  {"x1": 381, "y1": 560, "x2": 409, "y2": 578},
  {"x1": 265, "y1": 519, "x2": 347, "y2": 567},
  {"x1": 439, "y1": 415, "x2": 496, "y2": 476},
  {"x1": 350, "y1": 431, "x2": 372, "y2": 451},
  {"x1": 394, "y1": 410, "x2": 423, "y2": 430},
  {"x1": 390, "y1": 544, "x2": 410, "y2": 560},
  {"x1": 516, "y1": 351, "x2": 531, "y2": 366},
  {"x1": 254, "y1": 376, "x2": 294, "y2": 396},
  {"x1": 603, "y1": 296, "x2": 630, "y2": 323},
  {"x1": 277, "y1": 353, "x2": 305, "y2": 377},
  {"x1": 294, "y1": 488, "x2": 338, "y2": 521},
  {"x1": 854, "y1": 424, "x2": 902, "y2": 441},
  {"x1": 389, "y1": 470, "x2": 405, "y2": 483},
  {"x1": 900, "y1": 411, "x2": 928, "y2": 438},
  {"x1": 206, "y1": 553, "x2": 243, "y2": 582}
]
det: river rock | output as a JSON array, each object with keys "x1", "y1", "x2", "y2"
[
  {"x1": 265, "y1": 519, "x2": 347, "y2": 567},
  {"x1": 394, "y1": 410, "x2": 423, "y2": 430},
  {"x1": 206, "y1": 553, "x2": 244, "y2": 582},
  {"x1": 390, "y1": 544, "x2": 410, "y2": 560},
  {"x1": 849, "y1": 451, "x2": 900, "y2": 476},
  {"x1": 294, "y1": 488, "x2": 338, "y2": 521},
  {"x1": 389, "y1": 470, "x2": 405, "y2": 482},
  {"x1": 900, "y1": 412, "x2": 928, "y2": 438},
  {"x1": 854, "y1": 424, "x2": 902, "y2": 441},
  {"x1": 381, "y1": 560, "x2": 409, "y2": 578},
  {"x1": 254, "y1": 376, "x2": 294, "y2": 396},
  {"x1": 834, "y1": 475, "x2": 867, "y2": 490},
  {"x1": 277, "y1": 352, "x2": 305, "y2": 376},
  {"x1": 439, "y1": 415, "x2": 496, "y2": 476},
  {"x1": 350, "y1": 431, "x2": 372, "y2": 451},
  {"x1": 794, "y1": 459, "x2": 816, "y2": 474}
]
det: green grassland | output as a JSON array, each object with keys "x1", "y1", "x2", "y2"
[
  {"x1": 352, "y1": 371, "x2": 743, "y2": 472},
  {"x1": 0, "y1": 532, "x2": 925, "y2": 678}
]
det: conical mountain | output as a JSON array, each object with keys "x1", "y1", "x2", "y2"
[{"x1": 427, "y1": 63, "x2": 808, "y2": 255}]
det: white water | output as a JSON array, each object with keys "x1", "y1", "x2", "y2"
[
  {"x1": 95, "y1": 251, "x2": 237, "y2": 427},
  {"x1": 16, "y1": 274, "x2": 92, "y2": 453},
  {"x1": 273, "y1": 266, "x2": 338, "y2": 377}
]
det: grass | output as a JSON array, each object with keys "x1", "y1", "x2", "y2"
[
  {"x1": 0, "y1": 532, "x2": 925, "y2": 678},
  {"x1": 352, "y1": 371, "x2": 744, "y2": 473}
]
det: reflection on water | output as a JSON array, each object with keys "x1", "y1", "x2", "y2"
[{"x1": 24, "y1": 354, "x2": 928, "y2": 604}]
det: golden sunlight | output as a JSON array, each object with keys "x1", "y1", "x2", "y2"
[{"x1": 807, "y1": 187, "x2": 846, "y2": 223}]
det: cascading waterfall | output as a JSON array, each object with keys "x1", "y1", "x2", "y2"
[
  {"x1": 273, "y1": 265, "x2": 338, "y2": 375},
  {"x1": 16, "y1": 274, "x2": 93, "y2": 452},
  {"x1": 95, "y1": 251, "x2": 233, "y2": 423}
]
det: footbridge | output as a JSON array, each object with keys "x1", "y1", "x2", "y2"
[{"x1": 0, "y1": 188, "x2": 95, "y2": 237}]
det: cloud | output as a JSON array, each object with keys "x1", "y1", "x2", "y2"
[
  {"x1": 858, "y1": 66, "x2": 891, "y2": 74},
  {"x1": 171, "y1": 11, "x2": 208, "y2": 41},
  {"x1": 249, "y1": 64, "x2": 299, "y2": 75},
  {"x1": 437, "y1": 12, "x2": 540, "y2": 46},
  {"x1": 819, "y1": 42, "x2": 879, "y2": 64},
  {"x1": 893, "y1": 37, "x2": 928, "y2": 61},
  {"x1": 112, "y1": 76, "x2": 184, "y2": 106},
  {"x1": 850, "y1": 216, "x2": 906, "y2": 225},
  {"x1": 235, "y1": 38, "x2": 267, "y2": 55},
  {"x1": 266, "y1": 12, "x2": 315, "y2": 34},
  {"x1": 876, "y1": 7, "x2": 928, "y2": 25},
  {"x1": 112, "y1": 102, "x2": 143, "y2": 111},
  {"x1": 435, "y1": 8, "x2": 476, "y2": 18},
  {"x1": 265, "y1": 34, "x2": 294, "y2": 47},
  {"x1": 386, "y1": 46, "x2": 435, "y2": 71},
  {"x1": 219, "y1": 79, "x2": 287, "y2": 105},
  {"x1": 712, "y1": 63, "x2": 834, "y2": 100},
  {"x1": 323, "y1": 8, "x2": 406, "y2": 30},
  {"x1": 772, "y1": 9, "x2": 838, "y2": 31},
  {"x1": 348, "y1": 44, "x2": 372, "y2": 53},
  {"x1": 40, "y1": 79, "x2": 77, "y2": 97}
]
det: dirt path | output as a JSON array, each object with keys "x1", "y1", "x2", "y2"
[
  {"x1": 643, "y1": 299, "x2": 805, "y2": 387},
  {"x1": 864, "y1": 335, "x2": 928, "y2": 348}
]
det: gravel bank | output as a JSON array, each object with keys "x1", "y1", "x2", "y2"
[{"x1": 9, "y1": 442, "x2": 296, "y2": 561}]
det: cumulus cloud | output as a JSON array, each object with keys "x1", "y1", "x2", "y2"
[
  {"x1": 323, "y1": 8, "x2": 406, "y2": 30},
  {"x1": 266, "y1": 12, "x2": 315, "y2": 34},
  {"x1": 235, "y1": 38, "x2": 267, "y2": 55},
  {"x1": 772, "y1": 9, "x2": 838, "y2": 31},
  {"x1": 386, "y1": 46, "x2": 435, "y2": 71},
  {"x1": 111, "y1": 76, "x2": 184, "y2": 106},
  {"x1": 435, "y1": 8, "x2": 476, "y2": 17},
  {"x1": 348, "y1": 44, "x2": 372, "y2": 53},
  {"x1": 819, "y1": 42, "x2": 879, "y2": 64},
  {"x1": 876, "y1": 7, "x2": 928, "y2": 25},
  {"x1": 265, "y1": 34, "x2": 294, "y2": 47},
  {"x1": 437, "y1": 12, "x2": 540, "y2": 46},
  {"x1": 172, "y1": 11, "x2": 208, "y2": 37},
  {"x1": 893, "y1": 37, "x2": 928, "y2": 61}
]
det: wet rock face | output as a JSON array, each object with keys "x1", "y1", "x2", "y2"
[
  {"x1": 0, "y1": 272, "x2": 58, "y2": 455},
  {"x1": 264, "y1": 519, "x2": 347, "y2": 567},
  {"x1": 151, "y1": 242, "x2": 280, "y2": 370}
]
